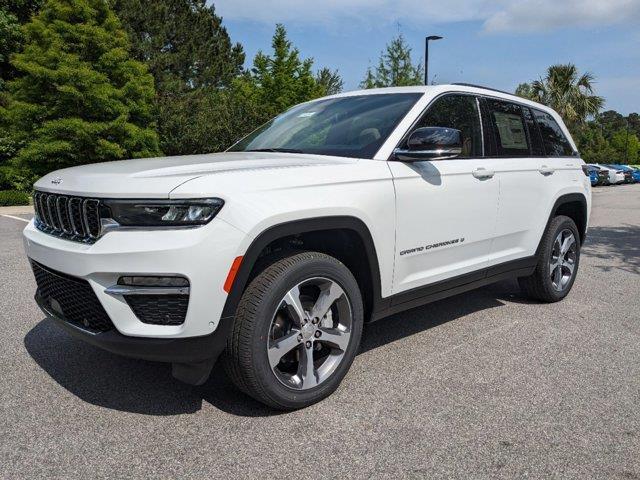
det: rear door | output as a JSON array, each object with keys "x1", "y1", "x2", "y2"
[
  {"x1": 484, "y1": 99, "x2": 577, "y2": 265},
  {"x1": 388, "y1": 93, "x2": 499, "y2": 295}
]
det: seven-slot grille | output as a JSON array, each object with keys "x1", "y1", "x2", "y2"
[{"x1": 33, "y1": 191, "x2": 102, "y2": 243}]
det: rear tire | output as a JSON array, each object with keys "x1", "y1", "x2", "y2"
[
  {"x1": 224, "y1": 251, "x2": 363, "y2": 410},
  {"x1": 518, "y1": 215, "x2": 581, "y2": 303}
]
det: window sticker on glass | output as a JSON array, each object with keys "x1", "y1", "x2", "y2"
[
  {"x1": 494, "y1": 112, "x2": 527, "y2": 150},
  {"x1": 298, "y1": 112, "x2": 316, "y2": 118}
]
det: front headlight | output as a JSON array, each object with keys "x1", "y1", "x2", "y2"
[{"x1": 102, "y1": 198, "x2": 224, "y2": 227}]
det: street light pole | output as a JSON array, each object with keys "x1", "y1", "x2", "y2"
[{"x1": 425, "y1": 35, "x2": 443, "y2": 85}]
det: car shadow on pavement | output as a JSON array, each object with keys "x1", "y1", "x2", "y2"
[
  {"x1": 581, "y1": 224, "x2": 640, "y2": 275},
  {"x1": 24, "y1": 281, "x2": 519, "y2": 418},
  {"x1": 24, "y1": 318, "x2": 279, "y2": 417},
  {"x1": 360, "y1": 285, "x2": 511, "y2": 354}
]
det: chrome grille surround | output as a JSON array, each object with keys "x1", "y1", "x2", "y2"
[{"x1": 33, "y1": 191, "x2": 103, "y2": 244}]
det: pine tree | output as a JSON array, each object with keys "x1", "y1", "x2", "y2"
[
  {"x1": 1, "y1": 0, "x2": 160, "y2": 177},
  {"x1": 360, "y1": 34, "x2": 423, "y2": 88},
  {"x1": 315, "y1": 67, "x2": 343, "y2": 96},
  {"x1": 251, "y1": 24, "x2": 326, "y2": 117}
]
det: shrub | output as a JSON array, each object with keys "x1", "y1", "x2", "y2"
[
  {"x1": 2, "y1": 0, "x2": 161, "y2": 178},
  {"x1": 0, "y1": 189, "x2": 30, "y2": 206},
  {"x1": 0, "y1": 165, "x2": 35, "y2": 191}
]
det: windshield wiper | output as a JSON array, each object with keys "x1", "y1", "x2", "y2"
[{"x1": 245, "y1": 148, "x2": 304, "y2": 154}]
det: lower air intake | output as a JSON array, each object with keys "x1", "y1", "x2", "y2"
[
  {"x1": 31, "y1": 260, "x2": 114, "y2": 332},
  {"x1": 124, "y1": 294, "x2": 189, "y2": 326}
]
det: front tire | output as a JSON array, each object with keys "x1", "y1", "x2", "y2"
[
  {"x1": 519, "y1": 215, "x2": 581, "y2": 303},
  {"x1": 224, "y1": 251, "x2": 363, "y2": 410}
]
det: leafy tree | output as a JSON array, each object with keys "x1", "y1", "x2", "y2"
[
  {"x1": 152, "y1": 24, "x2": 337, "y2": 156},
  {"x1": 157, "y1": 77, "x2": 263, "y2": 155},
  {"x1": 0, "y1": 0, "x2": 160, "y2": 178},
  {"x1": 0, "y1": 0, "x2": 42, "y2": 22},
  {"x1": 611, "y1": 128, "x2": 640, "y2": 164},
  {"x1": 597, "y1": 110, "x2": 628, "y2": 138},
  {"x1": 0, "y1": 0, "x2": 42, "y2": 86},
  {"x1": 627, "y1": 113, "x2": 640, "y2": 138},
  {"x1": 574, "y1": 123, "x2": 616, "y2": 164},
  {"x1": 360, "y1": 34, "x2": 423, "y2": 88},
  {"x1": 514, "y1": 82, "x2": 534, "y2": 100},
  {"x1": 113, "y1": 0, "x2": 245, "y2": 155},
  {"x1": 112, "y1": 0, "x2": 244, "y2": 92},
  {"x1": 0, "y1": 10, "x2": 22, "y2": 86},
  {"x1": 516, "y1": 64, "x2": 604, "y2": 131}
]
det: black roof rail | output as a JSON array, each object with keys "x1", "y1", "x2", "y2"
[{"x1": 450, "y1": 83, "x2": 515, "y2": 96}]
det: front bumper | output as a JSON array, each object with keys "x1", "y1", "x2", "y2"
[
  {"x1": 35, "y1": 293, "x2": 233, "y2": 384},
  {"x1": 35, "y1": 293, "x2": 230, "y2": 364},
  {"x1": 23, "y1": 217, "x2": 246, "y2": 339}
]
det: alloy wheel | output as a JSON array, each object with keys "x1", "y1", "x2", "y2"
[
  {"x1": 549, "y1": 229, "x2": 577, "y2": 291},
  {"x1": 267, "y1": 277, "x2": 352, "y2": 390}
]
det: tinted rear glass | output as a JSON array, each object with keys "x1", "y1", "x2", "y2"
[
  {"x1": 523, "y1": 108, "x2": 544, "y2": 156},
  {"x1": 532, "y1": 109, "x2": 574, "y2": 157}
]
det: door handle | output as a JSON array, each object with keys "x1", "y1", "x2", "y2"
[
  {"x1": 539, "y1": 165, "x2": 555, "y2": 176},
  {"x1": 472, "y1": 167, "x2": 495, "y2": 179}
]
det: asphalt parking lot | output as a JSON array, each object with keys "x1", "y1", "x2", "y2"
[{"x1": 1, "y1": 185, "x2": 639, "y2": 479}]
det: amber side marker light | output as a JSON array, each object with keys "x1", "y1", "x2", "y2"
[{"x1": 223, "y1": 256, "x2": 243, "y2": 293}]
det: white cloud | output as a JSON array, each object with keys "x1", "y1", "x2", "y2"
[
  {"x1": 483, "y1": 0, "x2": 640, "y2": 33},
  {"x1": 213, "y1": 0, "x2": 640, "y2": 33}
]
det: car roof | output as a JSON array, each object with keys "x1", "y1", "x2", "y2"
[{"x1": 324, "y1": 84, "x2": 557, "y2": 116}]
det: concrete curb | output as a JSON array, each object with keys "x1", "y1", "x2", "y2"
[{"x1": 0, "y1": 205, "x2": 34, "y2": 215}]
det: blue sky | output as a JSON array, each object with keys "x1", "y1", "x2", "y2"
[{"x1": 214, "y1": 0, "x2": 640, "y2": 115}]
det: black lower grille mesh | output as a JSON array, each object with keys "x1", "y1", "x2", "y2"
[
  {"x1": 31, "y1": 261, "x2": 114, "y2": 332},
  {"x1": 124, "y1": 295, "x2": 189, "y2": 326}
]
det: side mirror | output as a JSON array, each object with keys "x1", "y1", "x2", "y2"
[{"x1": 393, "y1": 127, "x2": 463, "y2": 162}]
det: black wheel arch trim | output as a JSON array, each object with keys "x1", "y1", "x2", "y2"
[
  {"x1": 537, "y1": 193, "x2": 588, "y2": 254},
  {"x1": 220, "y1": 216, "x2": 384, "y2": 321}
]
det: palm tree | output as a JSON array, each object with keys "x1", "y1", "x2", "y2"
[{"x1": 517, "y1": 64, "x2": 604, "y2": 130}]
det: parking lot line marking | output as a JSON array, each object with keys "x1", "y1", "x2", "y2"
[{"x1": 1, "y1": 214, "x2": 30, "y2": 223}]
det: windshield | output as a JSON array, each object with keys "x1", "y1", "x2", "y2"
[{"x1": 228, "y1": 93, "x2": 422, "y2": 159}]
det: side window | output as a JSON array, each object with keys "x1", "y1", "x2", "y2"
[
  {"x1": 410, "y1": 94, "x2": 483, "y2": 157},
  {"x1": 486, "y1": 99, "x2": 529, "y2": 157},
  {"x1": 532, "y1": 109, "x2": 574, "y2": 157},
  {"x1": 523, "y1": 108, "x2": 544, "y2": 156}
]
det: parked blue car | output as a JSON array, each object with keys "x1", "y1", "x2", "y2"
[
  {"x1": 626, "y1": 166, "x2": 640, "y2": 183},
  {"x1": 586, "y1": 165, "x2": 599, "y2": 186}
]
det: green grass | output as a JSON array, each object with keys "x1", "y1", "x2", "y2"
[{"x1": 0, "y1": 190, "x2": 31, "y2": 207}]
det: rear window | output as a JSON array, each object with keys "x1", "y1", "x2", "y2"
[
  {"x1": 532, "y1": 109, "x2": 574, "y2": 157},
  {"x1": 486, "y1": 99, "x2": 529, "y2": 157}
]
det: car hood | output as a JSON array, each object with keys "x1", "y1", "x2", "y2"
[{"x1": 34, "y1": 152, "x2": 356, "y2": 198}]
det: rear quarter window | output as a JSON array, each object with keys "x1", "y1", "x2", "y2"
[{"x1": 532, "y1": 109, "x2": 574, "y2": 157}]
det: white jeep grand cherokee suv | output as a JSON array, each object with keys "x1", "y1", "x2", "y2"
[{"x1": 24, "y1": 84, "x2": 591, "y2": 409}]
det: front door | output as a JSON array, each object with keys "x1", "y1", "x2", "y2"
[{"x1": 388, "y1": 94, "x2": 499, "y2": 296}]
